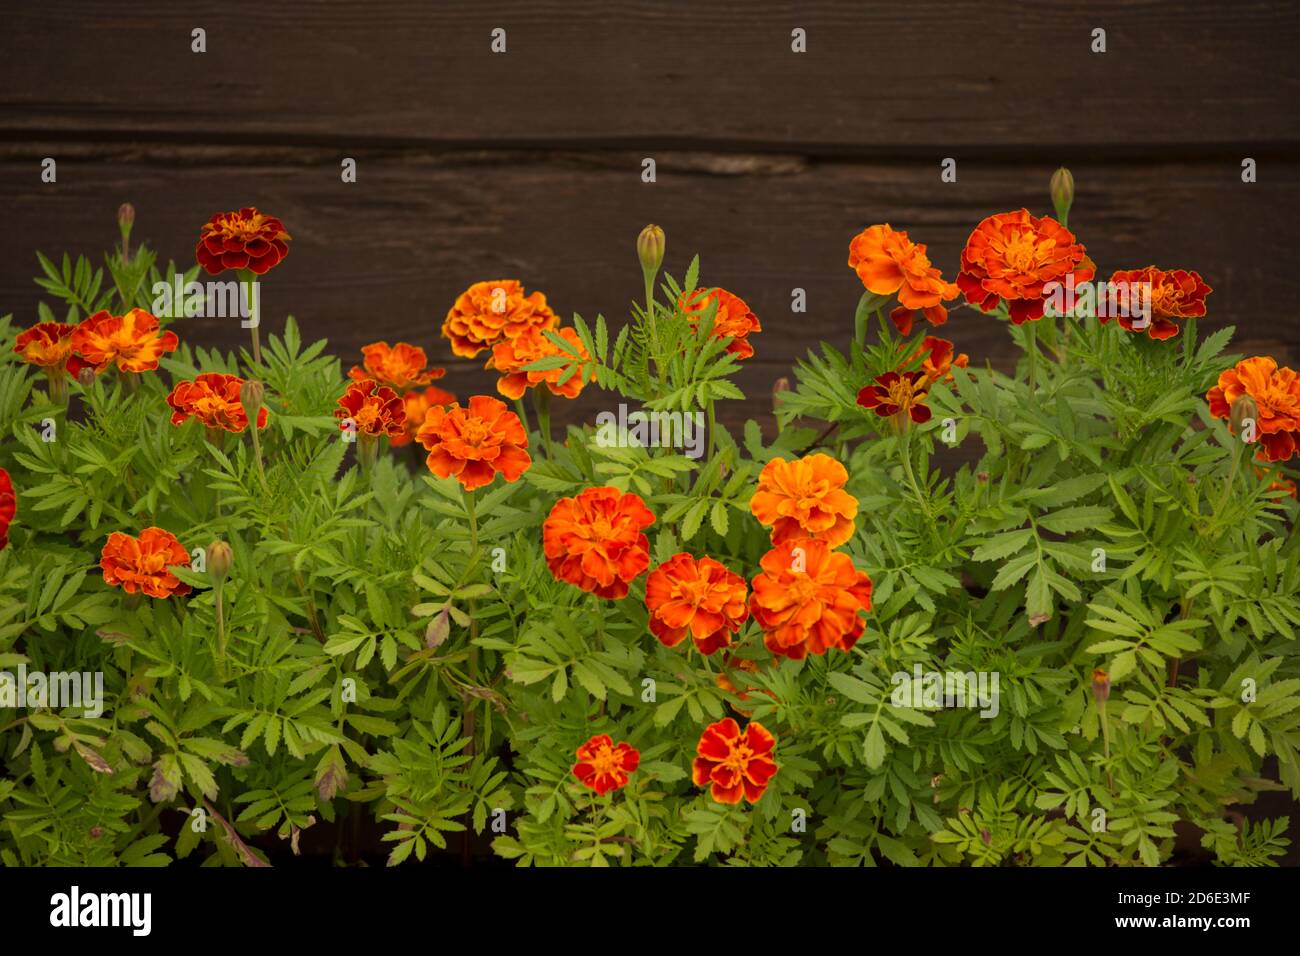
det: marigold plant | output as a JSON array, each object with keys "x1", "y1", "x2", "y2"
[{"x1": 1, "y1": 173, "x2": 1297, "y2": 871}]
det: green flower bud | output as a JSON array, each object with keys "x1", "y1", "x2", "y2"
[
  {"x1": 240, "y1": 379, "x2": 265, "y2": 422},
  {"x1": 208, "y1": 540, "x2": 234, "y2": 584},
  {"x1": 636, "y1": 224, "x2": 665, "y2": 278},
  {"x1": 1050, "y1": 167, "x2": 1075, "y2": 225}
]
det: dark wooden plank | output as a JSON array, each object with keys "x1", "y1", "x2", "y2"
[
  {"x1": 2, "y1": 146, "x2": 1293, "y2": 432},
  {"x1": 2, "y1": 1, "x2": 1298, "y2": 151}
]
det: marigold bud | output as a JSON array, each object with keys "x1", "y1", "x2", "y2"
[
  {"x1": 118, "y1": 202, "x2": 135, "y2": 231},
  {"x1": 77, "y1": 367, "x2": 97, "y2": 388},
  {"x1": 208, "y1": 540, "x2": 234, "y2": 583},
  {"x1": 636, "y1": 224, "x2": 666, "y2": 277},
  {"x1": 240, "y1": 379, "x2": 265, "y2": 421},
  {"x1": 1091, "y1": 667, "x2": 1110, "y2": 705},
  {"x1": 1050, "y1": 167, "x2": 1074, "y2": 224},
  {"x1": 772, "y1": 377, "x2": 790, "y2": 400},
  {"x1": 1230, "y1": 394, "x2": 1259, "y2": 437}
]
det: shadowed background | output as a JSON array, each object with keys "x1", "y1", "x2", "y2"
[
  {"x1": 1, "y1": 1, "x2": 1298, "y2": 438},
  {"x1": 2, "y1": 0, "x2": 1299, "y2": 864}
]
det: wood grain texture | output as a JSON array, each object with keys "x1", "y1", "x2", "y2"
[{"x1": 2, "y1": 1, "x2": 1298, "y2": 151}]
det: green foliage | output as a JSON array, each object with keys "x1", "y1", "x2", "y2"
[{"x1": 2, "y1": 201, "x2": 1296, "y2": 869}]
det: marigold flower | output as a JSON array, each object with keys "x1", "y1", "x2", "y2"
[
  {"x1": 391, "y1": 385, "x2": 457, "y2": 448},
  {"x1": 692, "y1": 718, "x2": 778, "y2": 805},
  {"x1": 1091, "y1": 668, "x2": 1111, "y2": 705},
  {"x1": 677, "y1": 287, "x2": 762, "y2": 360},
  {"x1": 644, "y1": 553, "x2": 749, "y2": 655},
  {"x1": 348, "y1": 341, "x2": 447, "y2": 391},
  {"x1": 748, "y1": 538, "x2": 874, "y2": 660},
  {"x1": 573, "y1": 734, "x2": 640, "y2": 795},
  {"x1": 1254, "y1": 466, "x2": 1297, "y2": 500},
  {"x1": 442, "y1": 280, "x2": 559, "y2": 359},
  {"x1": 70, "y1": 309, "x2": 179, "y2": 374},
  {"x1": 749, "y1": 454, "x2": 858, "y2": 549},
  {"x1": 335, "y1": 378, "x2": 406, "y2": 439},
  {"x1": 542, "y1": 487, "x2": 655, "y2": 599},
  {"x1": 857, "y1": 370, "x2": 932, "y2": 424},
  {"x1": 13, "y1": 321, "x2": 79, "y2": 372},
  {"x1": 196, "y1": 207, "x2": 291, "y2": 276},
  {"x1": 489, "y1": 326, "x2": 592, "y2": 400},
  {"x1": 1206, "y1": 357, "x2": 1300, "y2": 463},
  {"x1": 0, "y1": 468, "x2": 15, "y2": 552},
  {"x1": 167, "y1": 373, "x2": 269, "y2": 433},
  {"x1": 910, "y1": 335, "x2": 969, "y2": 386},
  {"x1": 417, "y1": 395, "x2": 531, "y2": 491},
  {"x1": 1105, "y1": 266, "x2": 1212, "y2": 340},
  {"x1": 100, "y1": 527, "x2": 192, "y2": 599},
  {"x1": 957, "y1": 209, "x2": 1095, "y2": 324},
  {"x1": 848, "y1": 224, "x2": 959, "y2": 335}
]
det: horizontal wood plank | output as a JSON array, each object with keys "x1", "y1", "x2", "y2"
[
  {"x1": 2, "y1": 1, "x2": 1297, "y2": 152},
  {"x1": 2, "y1": 147, "x2": 1293, "y2": 433}
]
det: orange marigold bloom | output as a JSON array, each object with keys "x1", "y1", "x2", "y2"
[
  {"x1": 196, "y1": 207, "x2": 291, "y2": 276},
  {"x1": 749, "y1": 538, "x2": 874, "y2": 660},
  {"x1": 442, "y1": 280, "x2": 559, "y2": 359},
  {"x1": 417, "y1": 395, "x2": 531, "y2": 491},
  {"x1": 70, "y1": 309, "x2": 179, "y2": 374},
  {"x1": 572, "y1": 734, "x2": 640, "y2": 795},
  {"x1": 335, "y1": 379, "x2": 406, "y2": 439},
  {"x1": 644, "y1": 553, "x2": 749, "y2": 655},
  {"x1": 692, "y1": 718, "x2": 778, "y2": 805},
  {"x1": 391, "y1": 385, "x2": 457, "y2": 448},
  {"x1": 1105, "y1": 266, "x2": 1212, "y2": 340},
  {"x1": 1206, "y1": 357, "x2": 1300, "y2": 463},
  {"x1": 857, "y1": 369, "x2": 932, "y2": 424},
  {"x1": 100, "y1": 527, "x2": 192, "y2": 599},
  {"x1": 848, "y1": 224, "x2": 960, "y2": 336},
  {"x1": 348, "y1": 341, "x2": 447, "y2": 391},
  {"x1": 749, "y1": 454, "x2": 858, "y2": 549},
  {"x1": 677, "y1": 287, "x2": 762, "y2": 360},
  {"x1": 0, "y1": 468, "x2": 15, "y2": 552},
  {"x1": 910, "y1": 335, "x2": 969, "y2": 385},
  {"x1": 542, "y1": 486, "x2": 655, "y2": 599},
  {"x1": 167, "y1": 373, "x2": 269, "y2": 433},
  {"x1": 13, "y1": 321, "x2": 79, "y2": 372},
  {"x1": 490, "y1": 325, "x2": 593, "y2": 400},
  {"x1": 1254, "y1": 466, "x2": 1297, "y2": 500},
  {"x1": 957, "y1": 209, "x2": 1095, "y2": 325}
]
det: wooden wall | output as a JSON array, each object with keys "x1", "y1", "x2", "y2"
[{"x1": 2, "y1": 0, "x2": 1298, "y2": 435}]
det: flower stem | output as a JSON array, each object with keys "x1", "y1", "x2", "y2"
[
  {"x1": 533, "y1": 388, "x2": 555, "y2": 459},
  {"x1": 1024, "y1": 322, "x2": 1039, "y2": 394},
  {"x1": 243, "y1": 271, "x2": 261, "y2": 366},
  {"x1": 248, "y1": 424, "x2": 271, "y2": 494}
]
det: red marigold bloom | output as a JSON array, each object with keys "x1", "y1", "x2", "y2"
[
  {"x1": 100, "y1": 527, "x2": 192, "y2": 599},
  {"x1": 749, "y1": 454, "x2": 858, "y2": 549},
  {"x1": 442, "y1": 280, "x2": 559, "y2": 359},
  {"x1": 348, "y1": 341, "x2": 447, "y2": 391},
  {"x1": 677, "y1": 287, "x2": 762, "y2": 360},
  {"x1": 848, "y1": 224, "x2": 959, "y2": 336},
  {"x1": 0, "y1": 468, "x2": 15, "y2": 552},
  {"x1": 13, "y1": 321, "x2": 79, "y2": 372},
  {"x1": 644, "y1": 553, "x2": 749, "y2": 655},
  {"x1": 692, "y1": 718, "x2": 778, "y2": 805},
  {"x1": 957, "y1": 209, "x2": 1095, "y2": 325},
  {"x1": 572, "y1": 734, "x2": 640, "y2": 795},
  {"x1": 1206, "y1": 357, "x2": 1300, "y2": 463},
  {"x1": 391, "y1": 385, "x2": 457, "y2": 448},
  {"x1": 335, "y1": 378, "x2": 406, "y2": 439},
  {"x1": 70, "y1": 309, "x2": 178, "y2": 374},
  {"x1": 1105, "y1": 266, "x2": 1212, "y2": 340},
  {"x1": 196, "y1": 207, "x2": 291, "y2": 276},
  {"x1": 748, "y1": 538, "x2": 874, "y2": 660},
  {"x1": 417, "y1": 395, "x2": 531, "y2": 491},
  {"x1": 167, "y1": 373, "x2": 269, "y2": 432},
  {"x1": 857, "y1": 369, "x2": 932, "y2": 424},
  {"x1": 542, "y1": 487, "x2": 655, "y2": 599},
  {"x1": 489, "y1": 325, "x2": 593, "y2": 400}
]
